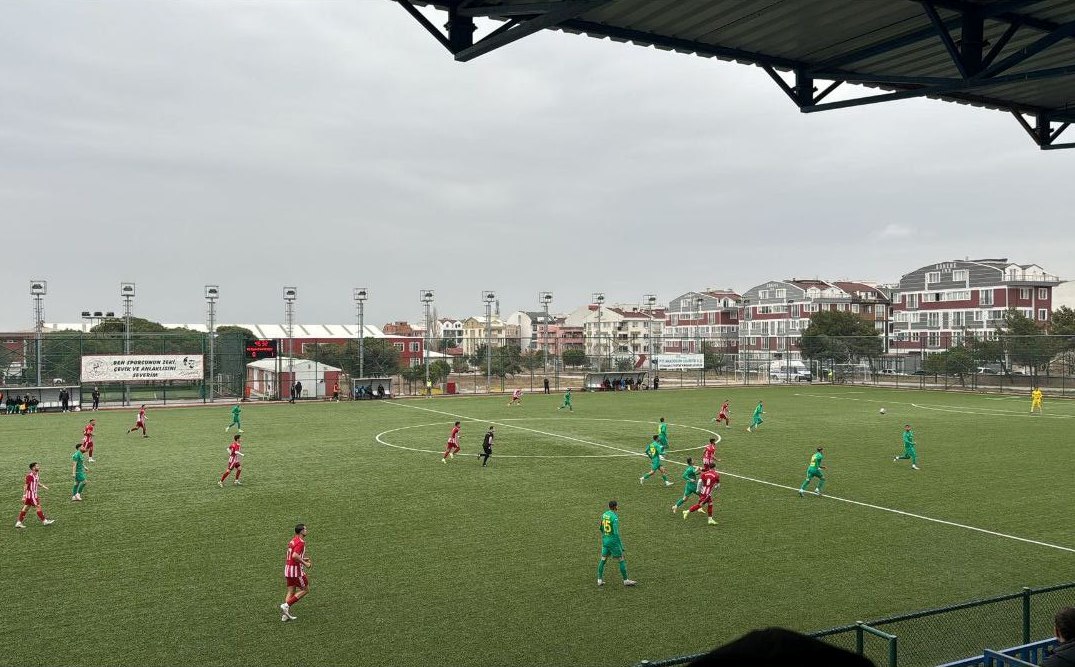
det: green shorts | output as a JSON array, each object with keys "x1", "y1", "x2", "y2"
[
  {"x1": 658, "y1": 435, "x2": 668, "y2": 448},
  {"x1": 75, "y1": 473, "x2": 87, "y2": 483},
  {"x1": 682, "y1": 483, "x2": 698, "y2": 496},
  {"x1": 601, "y1": 539, "x2": 623, "y2": 558},
  {"x1": 649, "y1": 457, "x2": 662, "y2": 471},
  {"x1": 806, "y1": 467, "x2": 824, "y2": 480}
]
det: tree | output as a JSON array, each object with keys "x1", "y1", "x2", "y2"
[
  {"x1": 429, "y1": 360, "x2": 451, "y2": 384},
  {"x1": 799, "y1": 311, "x2": 883, "y2": 366},
  {"x1": 702, "y1": 342, "x2": 728, "y2": 373},
  {"x1": 999, "y1": 308, "x2": 1061, "y2": 376},
  {"x1": 360, "y1": 339, "x2": 402, "y2": 377},
  {"x1": 922, "y1": 347, "x2": 975, "y2": 386},
  {"x1": 1050, "y1": 306, "x2": 1075, "y2": 336},
  {"x1": 562, "y1": 348, "x2": 587, "y2": 368},
  {"x1": 615, "y1": 358, "x2": 635, "y2": 372}
]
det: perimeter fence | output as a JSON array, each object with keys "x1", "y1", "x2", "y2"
[
  {"x1": 2, "y1": 332, "x2": 1074, "y2": 405},
  {"x1": 638, "y1": 581, "x2": 1075, "y2": 667}
]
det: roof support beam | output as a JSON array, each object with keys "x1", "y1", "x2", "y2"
[
  {"x1": 978, "y1": 19, "x2": 1075, "y2": 78},
  {"x1": 453, "y1": 0, "x2": 608, "y2": 62},
  {"x1": 1011, "y1": 112, "x2": 1074, "y2": 150},
  {"x1": 922, "y1": 1, "x2": 969, "y2": 78}
]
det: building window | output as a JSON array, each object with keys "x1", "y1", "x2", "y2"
[
  {"x1": 927, "y1": 333, "x2": 940, "y2": 347},
  {"x1": 952, "y1": 312, "x2": 964, "y2": 327},
  {"x1": 926, "y1": 271, "x2": 941, "y2": 284},
  {"x1": 851, "y1": 304, "x2": 860, "y2": 313},
  {"x1": 759, "y1": 290, "x2": 770, "y2": 299},
  {"x1": 953, "y1": 269, "x2": 968, "y2": 282},
  {"x1": 1039, "y1": 309, "x2": 1048, "y2": 321},
  {"x1": 906, "y1": 293, "x2": 919, "y2": 309},
  {"x1": 927, "y1": 313, "x2": 939, "y2": 327},
  {"x1": 775, "y1": 289, "x2": 786, "y2": 299},
  {"x1": 1038, "y1": 288, "x2": 1049, "y2": 300},
  {"x1": 1019, "y1": 288, "x2": 1031, "y2": 299},
  {"x1": 393, "y1": 342, "x2": 404, "y2": 351},
  {"x1": 409, "y1": 342, "x2": 420, "y2": 352},
  {"x1": 948, "y1": 291, "x2": 970, "y2": 301},
  {"x1": 979, "y1": 289, "x2": 994, "y2": 306}
]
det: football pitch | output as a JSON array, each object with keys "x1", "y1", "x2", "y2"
[{"x1": 4, "y1": 386, "x2": 1075, "y2": 667}]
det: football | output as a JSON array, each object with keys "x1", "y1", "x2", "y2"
[{"x1": 879, "y1": 408, "x2": 886, "y2": 414}]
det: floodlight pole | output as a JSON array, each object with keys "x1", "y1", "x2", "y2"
[
  {"x1": 421, "y1": 290, "x2": 434, "y2": 395},
  {"x1": 30, "y1": 280, "x2": 46, "y2": 388},
  {"x1": 353, "y1": 288, "x2": 368, "y2": 380},
  {"x1": 121, "y1": 282, "x2": 135, "y2": 406},
  {"x1": 539, "y1": 292, "x2": 553, "y2": 374},
  {"x1": 284, "y1": 287, "x2": 297, "y2": 400},
  {"x1": 643, "y1": 294, "x2": 657, "y2": 381},
  {"x1": 205, "y1": 285, "x2": 219, "y2": 403},
  {"x1": 483, "y1": 291, "x2": 496, "y2": 390},
  {"x1": 592, "y1": 293, "x2": 605, "y2": 371},
  {"x1": 786, "y1": 299, "x2": 794, "y2": 384}
]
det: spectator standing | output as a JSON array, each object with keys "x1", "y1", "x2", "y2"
[{"x1": 91, "y1": 387, "x2": 100, "y2": 411}]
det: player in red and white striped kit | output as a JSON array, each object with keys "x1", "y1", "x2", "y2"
[
  {"x1": 280, "y1": 524, "x2": 311, "y2": 622},
  {"x1": 442, "y1": 421, "x2": 461, "y2": 463},
  {"x1": 218, "y1": 434, "x2": 244, "y2": 487},
  {"x1": 127, "y1": 405, "x2": 148, "y2": 438},
  {"x1": 712, "y1": 400, "x2": 730, "y2": 428},
  {"x1": 682, "y1": 462, "x2": 720, "y2": 525},
  {"x1": 508, "y1": 388, "x2": 522, "y2": 406},
  {"x1": 15, "y1": 462, "x2": 55, "y2": 528},
  {"x1": 83, "y1": 419, "x2": 97, "y2": 461},
  {"x1": 702, "y1": 438, "x2": 720, "y2": 469}
]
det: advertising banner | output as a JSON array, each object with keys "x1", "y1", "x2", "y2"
[
  {"x1": 81, "y1": 355, "x2": 204, "y2": 382},
  {"x1": 653, "y1": 353, "x2": 704, "y2": 370}
]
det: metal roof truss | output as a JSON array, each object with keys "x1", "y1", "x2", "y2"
[{"x1": 397, "y1": 0, "x2": 1075, "y2": 150}]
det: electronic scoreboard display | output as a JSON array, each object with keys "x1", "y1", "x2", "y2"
[{"x1": 246, "y1": 339, "x2": 277, "y2": 360}]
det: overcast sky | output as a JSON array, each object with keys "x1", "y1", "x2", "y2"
[{"x1": 3, "y1": 0, "x2": 1071, "y2": 331}]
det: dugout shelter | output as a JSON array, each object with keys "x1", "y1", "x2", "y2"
[
  {"x1": 352, "y1": 377, "x2": 394, "y2": 399},
  {"x1": 398, "y1": 0, "x2": 1075, "y2": 150},
  {"x1": 583, "y1": 371, "x2": 648, "y2": 391}
]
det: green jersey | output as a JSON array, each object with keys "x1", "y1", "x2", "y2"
[
  {"x1": 232, "y1": 405, "x2": 241, "y2": 418},
  {"x1": 903, "y1": 431, "x2": 915, "y2": 448},
  {"x1": 753, "y1": 404, "x2": 764, "y2": 418},
  {"x1": 563, "y1": 391, "x2": 572, "y2": 404},
  {"x1": 658, "y1": 422, "x2": 668, "y2": 437},
  {"x1": 682, "y1": 465, "x2": 699, "y2": 484},
  {"x1": 72, "y1": 450, "x2": 86, "y2": 474},
  {"x1": 600, "y1": 510, "x2": 620, "y2": 542},
  {"x1": 808, "y1": 451, "x2": 823, "y2": 471},
  {"x1": 645, "y1": 442, "x2": 662, "y2": 460}
]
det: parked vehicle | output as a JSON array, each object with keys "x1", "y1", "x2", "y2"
[{"x1": 770, "y1": 361, "x2": 812, "y2": 382}]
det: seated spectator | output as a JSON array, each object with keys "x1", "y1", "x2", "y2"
[{"x1": 1044, "y1": 607, "x2": 1075, "y2": 667}]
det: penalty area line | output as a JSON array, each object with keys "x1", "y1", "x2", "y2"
[{"x1": 385, "y1": 401, "x2": 1075, "y2": 555}]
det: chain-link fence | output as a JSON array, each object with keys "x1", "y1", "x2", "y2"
[
  {"x1": 639, "y1": 581, "x2": 1075, "y2": 667},
  {"x1": 3, "y1": 332, "x2": 1074, "y2": 406}
]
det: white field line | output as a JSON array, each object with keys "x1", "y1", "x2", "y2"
[
  {"x1": 385, "y1": 401, "x2": 1075, "y2": 555},
  {"x1": 795, "y1": 392, "x2": 1075, "y2": 419}
]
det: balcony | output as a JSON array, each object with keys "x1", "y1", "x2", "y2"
[{"x1": 1003, "y1": 271, "x2": 1061, "y2": 285}]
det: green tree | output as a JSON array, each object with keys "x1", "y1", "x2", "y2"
[
  {"x1": 562, "y1": 348, "x2": 586, "y2": 368},
  {"x1": 1000, "y1": 308, "x2": 1060, "y2": 376},
  {"x1": 922, "y1": 352, "x2": 948, "y2": 378},
  {"x1": 702, "y1": 342, "x2": 728, "y2": 373},
  {"x1": 799, "y1": 311, "x2": 883, "y2": 366}
]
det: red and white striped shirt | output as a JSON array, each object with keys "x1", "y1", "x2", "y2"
[
  {"x1": 23, "y1": 471, "x2": 39, "y2": 504},
  {"x1": 284, "y1": 536, "x2": 306, "y2": 578},
  {"x1": 227, "y1": 442, "x2": 242, "y2": 466},
  {"x1": 702, "y1": 443, "x2": 716, "y2": 467},
  {"x1": 448, "y1": 425, "x2": 460, "y2": 445},
  {"x1": 698, "y1": 469, "x2": 720, "y2": 498}
]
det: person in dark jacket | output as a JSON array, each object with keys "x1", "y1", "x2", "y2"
[{"x1": 1044, "y1": 607, "x2": 1075, "y2": 667}]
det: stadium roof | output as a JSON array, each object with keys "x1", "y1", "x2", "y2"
[
  {"x1": 43, "y1": 323, "x2": 394, "y2": 339},
  {"x1": 398, "y1": 0, "x2": 1075, "y2": 149}
]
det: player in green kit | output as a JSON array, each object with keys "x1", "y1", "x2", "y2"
[
  {"x1": 557, "y1": 388, "x2": 573, "y2": 412},
  {"x1": 798, "y1": 447, "x2": 826, "y2": 497},
  {"x1": 747, "y1": 401, "x2": 764, "y2": 432},
  {"x1": 597, "y1": 500, "x2": 636, "y2": 587},
  {"x1": 893, "y1": 424, "x2": 920, "y2": 470},
  {"x1": 225, "y1": 402, "x2": 243, "y2": 433},
  {"x1": 71, "y1": 442, "x2": 90, "y2": 501},
  {"x1": 671, "y1": 457, "x2": 699, "y2": 512},
  {"x1": 657, "y1": 417, "x2": 669, "y2": 449},
  {"x1": 640, "y1": 435, "x2": 672, "y2": 486}
]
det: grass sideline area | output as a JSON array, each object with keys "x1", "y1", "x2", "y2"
[{"x1": 4, "y1": 386, "x2": 1075, "y2": 666}]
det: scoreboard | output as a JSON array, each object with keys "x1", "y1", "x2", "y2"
[{"x1": 246, "y1": 339, "x2": 277, "y2": 360}]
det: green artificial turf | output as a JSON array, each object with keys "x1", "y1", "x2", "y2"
[{"x1": 3, "y1": 386, "x2": 1074, "y2": 667}]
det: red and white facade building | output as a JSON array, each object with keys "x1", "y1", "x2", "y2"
[
  {"x1": 738, "y1": 280, "x2": 890, "y2": 362},
  {"x1": 889, "y1": 259, "x2": 1062, "y2": 356},
  {"x1": 662, "y1": 290, "x2": 740, "y2": 354}
]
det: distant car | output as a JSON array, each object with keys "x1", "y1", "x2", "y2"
[
  {"x1": 910, "y1": 370, "x2": 927, "y2": 376},
  {"x1": 1010, "y1": 369, "x2": 1027, "y2": 376},
  {"x1": 976, "y1": 367, "x2": 1000, "y2": 375},
  {"x1": 878, "y1": 369, "x2": 897, "y2": 376}
]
